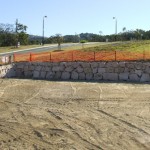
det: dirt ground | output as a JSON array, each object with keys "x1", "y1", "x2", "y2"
[{"x1": 0, "y1": 79, "x2": 150, "y2": 150}]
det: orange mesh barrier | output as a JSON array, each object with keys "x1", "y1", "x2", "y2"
[
  {"x1": 51, "y1": 51, "x2": 73, "y2": 62},
  {"x1": 31, "y1": 52, "x2": 50, "y2": 62},
  {"x1": 73, "y1": 51, "x2": 95, "y2": 61},
  {"x1": 144, "y1": 51, "x2": 150, "y2": 60},
  {"x1": 115, "y1": 51, "x2": 142, "y2": 61},
  {"x1": 14, "y1": 53, "x2": 31, "y2": 62},
  {"x1": 13, "y1": 50, "x2": 150, "y2": 62},
  {"x1": 95, "y1": 51, "x2": 116, "y2": 61}
]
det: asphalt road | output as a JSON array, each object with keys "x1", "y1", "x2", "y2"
[{"x1": 0, "y1": 43, "x2": 95, "y2": 56}]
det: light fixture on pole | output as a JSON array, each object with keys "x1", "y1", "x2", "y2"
[
  {"x1": 113, "y1": 17, "x2": 117, "y2": 35},
  {"x1": 42, "y1": 15, "x2": 47, "y2": 45}
]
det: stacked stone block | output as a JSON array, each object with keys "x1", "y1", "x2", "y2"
[{"x1": 0, "y1": 61, "x2": 150, "y2": 82}]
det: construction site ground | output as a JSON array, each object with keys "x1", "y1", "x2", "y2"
[{"x1": 0, "y1": 79, "x2": 150, "y2": 150}]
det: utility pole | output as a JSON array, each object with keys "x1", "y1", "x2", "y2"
[
  {"x1": 42, "y1": 16, "x2": 47, "y2": 45},
  {"x1": 15, "y1": 19, "x2": 18, "y2": 47},
  {"x1": 113, "y1": 17, "x2": 118, "y2": 41},
  {"x1": 113, "y1": 17, "x2": 117, "y2": 34},
  {"x1": 16, "y1": 19, "x2": 18, "y2": 33}
]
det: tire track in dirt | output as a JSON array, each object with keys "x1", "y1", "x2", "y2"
[
  {"x1": 47, "y1": 109, "x2": 104, "y2": 150},
  {"x1": 97, "y1": 109, "x2": 150, "y2": 149},
  {"x1": 98, "y1": 109, "x2": 150, "y2": 136},
  {"x1": 0, "y1": 122, "x2": 55, "y2": 149}
]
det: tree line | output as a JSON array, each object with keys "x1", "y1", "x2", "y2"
[
  {"x1": 0, "y1": 22, "x2": 28, "y2": 47},
  {"x1": 1, "y1": 22, "x2": 150, "y2": 47},
  {"x1": 45, "y1": 29, "x2": 150, "y2": 44}
]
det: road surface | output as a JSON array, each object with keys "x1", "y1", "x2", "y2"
[{"x1": 0, "y1": 42, "x2": 99, "y2": 56}]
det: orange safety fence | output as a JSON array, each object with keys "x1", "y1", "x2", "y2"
[
  {"x1": 14, "y1": 53, "x2": 31, "y2": 62},
  {"x1": 95, "y1": 51, "x2": 116, "y2": 61},
  {"x1": 31, "y1": 52, "x2": 50, "y2": 62},
  {"x1": 73, "y1": 51, "x2": 95, "y2": 61},
  {"x1": 51, "y1": 51, "x2": 73, "y2": 62},
  {"x1": 13, "y1": 50, "x2": 150, "y2": 62}
]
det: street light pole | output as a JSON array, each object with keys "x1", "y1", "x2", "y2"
[
  {"x1": 113, "y1": 17, "x2": 117, "y2": 34},
  {"x1": 42, "y1": 16, "x2": 47, "y2": 45}
]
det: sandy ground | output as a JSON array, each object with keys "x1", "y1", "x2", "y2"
[{"x1": 0, "y1": 79, "x2": 150, "y2": 150}]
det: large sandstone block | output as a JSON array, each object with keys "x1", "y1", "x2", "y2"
[
  {"x1": 119, "y1": 73, "x2": 129, "y2": 81},
  {"x1": 35, "y1": 66, "x2": 42, "y2": 71},
  {"x1": 115, "y1": 67, "x2": 124, "y2": 73},
  {"x1": 98, "y1": 62, "x2": 106, "y2": 67},
  {"x1": 91, "y1": 62, "x2": 98, "y2": 68},
  {"x1": 23, "y1": 66, "x2": 28, "y2": 72},
  {"x1": 52, "y1": 62, "x2": 60, "y2": 66},
  {"x1": 135, "y1": 62, "x2": 143, "y2": 70},
  {"x1": 16, "y1": 69, "x2": 24, "y2": 78},
  {"x1": 44, "y1": 66, "x2": 51, "y2": 72},
  {"x1": 28, "y1": 65, "x2": 35, "y2": 71},
  {"x1": 61, "y1": 72, "x2": 70, "y2": 80},
  {"x1": 33, "y1": 71, "x2": 40, "y2": 79},
  {"x1": 84, "y1": 67, "x2": 92, "y2": 74},
  {"x1": 98, "y1": 68, "x2": 106, "y2": 73},
  {"x1": 140, "y1": 74, "x2": 150, "y2": 82},
  {"x1": 76, "y1": 66, "x2": 83, "y2": 73},
  {"x1": 71, "y1": 71, "x2": 78, "y2": 80},
  {"x1": 103, "y1": 73, "x2": 118, "y2": 81},
  {"x1": 135, "y1": 70, "x2": 142, "y2": 76},
  {"x1": 6, "y1": 64, "x2": 13, "y2": 69},
  {"x1": 144, "y1": 62, "x2": 150, "y2": 67},
  {"x1": 72, "y1": 62, "x2": 79, "y2": 68},
  {"x1": 40, "y1": 71, "x2": 47, "y2": 79},
  {"x1": 63, "y1": 62, "x2": 73, "y2": 67},
  {"x1": 145, "y1": 66, "x2": 150, "y2": 74},
  {"x1": 24, "y1": 71, "x2": 33, "y2": 78},
  {"x1": 124, "y1": 68, "x2": 135, "y2": 73},
  {"x1": 60, "y1": 62, "x2": 67, "y2": 67},
  {"x1": 6, "y1": 69, "x2": 16, "y2": 78},
  {"x1": 46, "y1": 71, "x2": 55, "y2": 79},
  {"x1": 118, "y1": 62, "x2": 126, "y2": 67},
  {"x1": 46, "y1": 62, "x2": 53, "y2": 67},
  {"x1": 129, "y1": 74, "x2": 140, "y2": 82},
  {"x1": 106, "y1": 62, "x2": 118, "y2": 68},
  {"x1": 54, "y1": 71, "x2": 62, "y2": 80},
  {"x1": 80, "y1": 62, "x2": 90, "y2": 68},
  {"x1": 106, "y1": 67, "x2": 114, "y2": 73},
  {"x1": 52, "y1": 66, "x2": 60, "y2": 72},
  {"x1": 65, "y1": 66, "x2": 74, "y2": 72},
  {"x1": 17, "y1": 64, "x2": 24, "y2": 69},
  {"x1": 125, "y1": 63, "x2": 135, "y2": 69},
  {"x1": 86, "y1": 73, "x2": 93, "y2": 80},
  {"x1": 79, "y1": 72, "x2": 85, "y2": 80},
  {"x1": 92, "y1": 68, "x2": 98, "y2": 74},
  {"x1": 94, "y1": 73, "x2": 103, "y2": 80}
]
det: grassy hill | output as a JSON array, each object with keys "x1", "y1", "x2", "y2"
[{"x1": 81, "y1": 40, "x2": 150, "y2": 53}]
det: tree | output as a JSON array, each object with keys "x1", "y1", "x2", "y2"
[
  {"x1": 122, "y1": 27, "x2": 126, "y2": 32},
  {"x1": 53, "y1": 34, "x2": 63, "y2": 50},
  {"x1": 0, "y1": 23, "x2": 16, "y2": 46},
  {"x1": 15, "y1": 20, "x2": 28, "y2": 47}
]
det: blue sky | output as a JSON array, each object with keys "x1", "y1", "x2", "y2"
[{"x1": 1, "y1": 0, "x2": 150, "y2": 37}]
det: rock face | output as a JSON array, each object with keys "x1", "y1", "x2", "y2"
[{"x1": 0, "y1": 61, "x2": 150, "y2": 82}]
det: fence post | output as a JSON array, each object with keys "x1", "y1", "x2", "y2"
[
  {"x1": 143, "y1": 50, "x2": 145, "y2": 60},
  {"x1": 115, "y1": 51, "x2": 117, "y2": 61},
  {"x1": 13, "y1": 54, "x2": 15, "y2": 62},
  {"x1": 72, "y1": 51, "x2": 74, "y2": 61},
  {"x1": 29, "y1": 53, "x2": 32, "y2": 62},
  {"x1": 49, "y1": 52, "x2": 51, "y2": 62},
  {"x1": 94, "y1": 51, "x2": 95, "y2": 61}
]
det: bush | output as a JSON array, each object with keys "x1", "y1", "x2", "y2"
[{"x1": 80, "y1": 40, "x2": 88, "y2": 43}]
